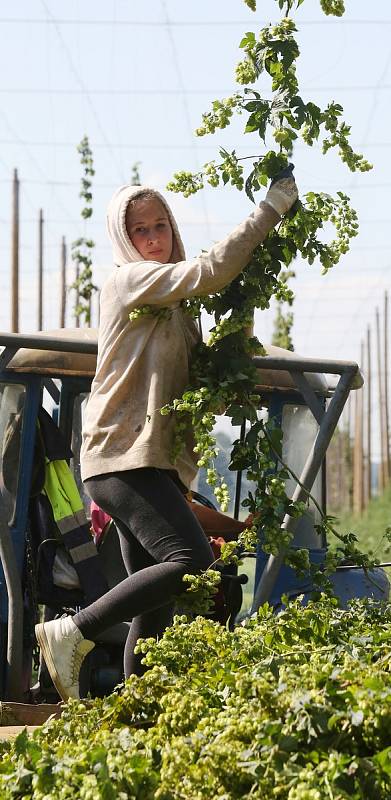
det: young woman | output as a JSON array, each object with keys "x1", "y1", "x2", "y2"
[{"x1": 36, "y1": 169, "x2": 298, "y2": 701}]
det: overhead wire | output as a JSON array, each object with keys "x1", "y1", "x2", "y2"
[
  {"x1": 331, "y1": 38, "x2": 391, "y2": 355},
  {"x1": 44, "y1": 3, "x2": 57, "y2": 251},
  {"x1": 1, "y1": 137, "x2": 391, "y2": 151},
  {"x1": 0, "y1": 110, "x2": 65, "y2": 225},
  {"x1": 0, "y1": 0, "x2": 77, "y2": 230},
  {"x1": 2, "y1": 7, "x2": 390, "y2": 345},
  {"x1": 108, "y1": 0, "x2": 126, "y2": 182},
  {"x1": 1, "y1": 84, "x2": 391, "y2": 94},
  {"x1": 2, "y1": 174, "x2": 391, "y2": 190},
  {"x1": 0, "y1": 18, "x2": 391, "y2": 27},
  {"x1": 40, "y1": 0, "x2": 124, "y2": 185},
  {"x1": 160, "y1": 0, "x2": 212, "y2": 241}
]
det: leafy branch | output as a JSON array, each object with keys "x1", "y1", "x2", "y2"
[
  {"x1": 139, "y1": 1, "x2": 372, "y2": 607},
  {"x1": 271, "y1": 266, "x2": 295, "y2": 351},
  {"x1": 71, "y1": 136, "x2": 97, "y2": 326}
]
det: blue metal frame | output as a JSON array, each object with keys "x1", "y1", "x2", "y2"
[
  {"x1": 58, "y1": 378, "x2": 91, "y2": 445},
  {"x1": 0, "y1": 365, "x2": 93, "y2": 699},
  {"x1": 0, "y1": 372, "x2": 41, "y2": 620},
  {"x1": 269, "y1": 388, "x2": 327, "y2": 528},
  {"x1": 0, "y1": 332, "x2": 387, "y2": 700},
  {"x1": 252, "y1": 388, "x2": 389, "y2": 608},
  {"x1": 0, "y1": 370, "x2": 42, "y2": 699},
  {"x1": 253, "y1": 389, "x2": 327, "y2": 601},
  {"x1": 0, "y1": 369, "x2": 92, "y2": 622},
  {"x1": 9, "y1": 377, "x2": 42, "y2": 573}
]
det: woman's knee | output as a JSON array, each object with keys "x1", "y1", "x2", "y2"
[{"x1": 168, "y1": 546, "x2": 214, "y2": 575}]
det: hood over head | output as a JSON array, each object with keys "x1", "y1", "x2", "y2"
[{"x1": 106, "y1": 184, "x2": 186, "y2": 267}]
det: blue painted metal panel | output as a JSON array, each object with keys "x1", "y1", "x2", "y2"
[
  {"x1": 255, "y1": 547, "x2": 389, "y2": 607},
  {"x1": 329, "y1": 567, "x2": 390, "y2": 606},
  {"x1": 10, "y1": 379, "x2": 41, "y2": 573},
  {"x1": 0, "y1": 373, "x2": 42, "y2": 624}
]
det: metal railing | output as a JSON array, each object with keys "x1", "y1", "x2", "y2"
[{"x1": 251, "y1": 355, "x2": 361, "y2": 611}]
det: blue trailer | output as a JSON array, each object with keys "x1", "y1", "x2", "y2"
[{"x1": 0, "y1": 329, "x2": 388, "y2": 705}]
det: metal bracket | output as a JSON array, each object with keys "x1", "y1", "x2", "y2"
[
  {"x1": 291, "y1": 370, "x2": 325, "y2": 425},
  {"x1": 251, "y1": 367, "x2": 358, "y2": 612},
  {"x1": 44, "y1": 378, "x2": 61, "y2": 404},
  {"x1": 0, "y1": 346, "x2": 18, "y2": 372},
  {"x1": 0, "y1": 505, "x2": 24, "y2": 701}
]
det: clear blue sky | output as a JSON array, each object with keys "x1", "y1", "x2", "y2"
[{"x1": 0, "y1": 0, "x2": 390, "y2": 384}]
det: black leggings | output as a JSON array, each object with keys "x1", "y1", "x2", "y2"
[{"x1": 73, "y1": 468, "x2": 214, "y2": 677}]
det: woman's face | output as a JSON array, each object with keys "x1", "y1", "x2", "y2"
[{"x1": 126, "y1": 196, "x2": 173, "y2": 264}]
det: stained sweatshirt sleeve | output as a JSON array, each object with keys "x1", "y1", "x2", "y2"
[{"x1": 114, "y1": 201, "x2": 279, "y2": 310}]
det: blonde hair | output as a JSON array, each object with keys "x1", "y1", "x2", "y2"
[{"x1": 126, "y1": 190, "x2": 157, "y2": 213}]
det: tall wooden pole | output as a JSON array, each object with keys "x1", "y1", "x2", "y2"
[
  {"x1": 376, "y1": 307, "x2": 385, "y2": 492},
  {"x1": 11, "y1": 169, "x2": 19, "y2": 332},
  {"x1": 353, "y1": 341, "x2": 364, "y2": 514},
  {"x1": 345, "y1": 393, "x2": 353, "y2": 511},
  {"x1": 362, "y1": 341, "x2": 368, "y2": 509},
  {"x1": 336, "y1": 424, "x2": 343, "y2": 510},
  {"x1": 59, "y1": 236, "x2": 67, "y2": 328},
  {"x1": 360, "y1": 338, "x2": 364, "y2": 509},
  {"x1": 75, "y1": 263, "x2": 80, "y2": 328},
  {"x1": 97, "y1": 289, "x2": 101, "y2": 327},
  {"x1": 37, "y1": 208, "x2": 44, "y2": 330},
  {"x1": 384, "y1": 290, "x2": 390, "y2": 483},
  {"x1": 366, "y1": 325, "x2": 372, "y2": 503}
]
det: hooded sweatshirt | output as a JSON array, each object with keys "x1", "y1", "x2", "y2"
[{"x1": 80, "y1": 185, "x2": 279, "y2": 489}]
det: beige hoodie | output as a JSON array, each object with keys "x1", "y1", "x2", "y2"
[{"x1": 80, "y1": 185, "x2": 279, "y2": 488}]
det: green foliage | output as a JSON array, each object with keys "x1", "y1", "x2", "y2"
[
  {"x1": 272, "y1": 268, "x2": 295, "y2": 350},
  {"x1": 128, "y1": 305, "x2": 174, "y2": 324},
  {"x1": 245, "y1": 0, "x2": 345, "y2": 15},
  {"x1": 71, "y1": 136, "x2": 97, "y2": 325},
  {"x1": 331, "y1": 484, "x2": 391, "y2": 568},
  {"x1": 272, "y1": 302, "x2": 294, "y2": 350},
  {"x1": 159, "y1": 183, "x2": 358, "y2": 542},
  {"x1": 320, "y1": 0, "x2": 345, "y2": 15},
  {"x1": 177, "y1": 569, "x2": 222, "y2": 615},
  {"x1": 1, "y1": 598, "x2": 390, "y2": 798},
  {"x1": 133, "y1": 1, "x2": 371, "y2": 609},
  {"x1": 131, "y1": 161, "x2": 142, "y2": 186}
]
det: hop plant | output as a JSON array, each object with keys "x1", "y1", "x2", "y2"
[
  {"x1": 147, "y1": 0, "x2": 375, "y2": 609},
  {"x1": 71, "y1": 136, "x2": 97, "y2": 325},
  {"x1": 195, "y1": 94, "x2": 243, "y2": 137},
  {"x1": 1, "y1": 598, "x2": 390, "y2": 798},
  {"x1": 320, "y1": 0, "x2": 345, "y2": 15},
  {"x1": 166, "y1": 170, "x2": 204, "y2": 197}
]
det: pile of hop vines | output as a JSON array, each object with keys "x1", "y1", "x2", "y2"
[{"x1": 1, "y1": 597, "x2": 390, "y2": 799}]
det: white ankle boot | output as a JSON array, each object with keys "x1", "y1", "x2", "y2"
[{"x1": 35, "y1": 616, "x2": 94, "y2": 701}]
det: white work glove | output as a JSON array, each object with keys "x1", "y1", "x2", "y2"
[{"x1": 264, "y1": 163, "x2": 298, "y2": 217}]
